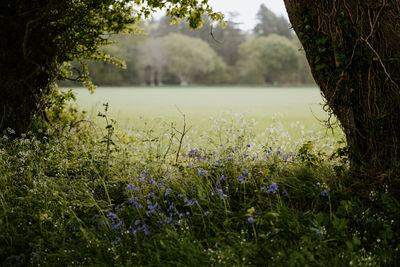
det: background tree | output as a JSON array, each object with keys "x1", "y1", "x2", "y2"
[
  {"x1": 254, "y1": 4, "x2": 293, "y2": 38},
  {"x1": 0, "y1": 0, "x2": 223, "y2": 134},
  {"x1": 137, "y1": 38, "x2": 167, "y2": 86},
  {"x1": 153, "y1": 14, "x2": 245, "y2": 66},
  {"x1": 162, "y1": 33, "x2": 227, "y2": 85},
  {"x1": 283, "y1": 1, "x2": 400, "y2": 194},
  {"x1": 238, "y1": 35, "x2": 300, "y2": 84}
]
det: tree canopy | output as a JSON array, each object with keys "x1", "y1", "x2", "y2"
[
  {"x1": 238, "y1": 35, "x2": 300, "y2": 84},
  {"x1": 0, "y1": 0, "x2": 224, "y2": 134}
]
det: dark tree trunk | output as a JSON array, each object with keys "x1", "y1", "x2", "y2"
[
  {"x1": 0, "y1": 2, "x2": 56, "y2": 135},
  {"x1": 284, "y1": 0, "x2": 400, "y2": 194}
]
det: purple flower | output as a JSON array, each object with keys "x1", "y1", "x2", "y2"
[
  {"x1": 321, "y1": 190, "x2": 329, "y2": 196},
  {"x1": 134, "y1": 219, "x2": 141, "y2": 225},
  {"x1": 248, "y1": 217, "x2": 254, "y2": 223},
  {"x1": 189, "y1": 149, "x2": 199, "y2": 158},
  {"x1": 281, "y1": 190, "x2": 288, "y2": 196},
  {"x1": 204, "y1": 211, "x2": 210, "y2": 216},
  {"x1": 243, "y1": 170, "x2": 249, "y2": 175},
  {"x1": 247, "y1": 144, "x2": 251, "y2": 148},
  {"x1": 238, "y1": 175, "x2": 245, "y2": 184},
  {"x1": 264, "y1": 182, "x2": 278, "y2": 194},
  {"x1": 165, "y1": 188, "x2": 172, "y2": 196},
  {"x1": 215, "y1": 188, "x2": 225, "y2": 199},
  {"x1": 127, "y1": 184, "x2": 134, "y2": 191},
  {"x1": 316, "y1": 230, "x2": 323, "y2": 235},
  {"x1": 198, "y1": 168, "x2": 208, "y2": 177}
]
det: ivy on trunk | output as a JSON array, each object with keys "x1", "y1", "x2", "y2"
[{"x1": 284, "y1": 0, "x2": 400, "y2": 195}]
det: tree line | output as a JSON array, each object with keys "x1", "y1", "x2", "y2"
[{"x1": 63, "y1": 5, "x2": 315, "y2": 87}]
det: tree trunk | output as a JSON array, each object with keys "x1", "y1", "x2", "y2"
[
  {"x1": 0, "y1": 3, "x2": 56, "y2": 135},
  {"x1": 284, "y1": 0, "x2": 400, "y2": 194}
]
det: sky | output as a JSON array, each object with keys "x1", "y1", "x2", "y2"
[{"x1": 207, "y1": 0, "x2": 288, "y2": 31}]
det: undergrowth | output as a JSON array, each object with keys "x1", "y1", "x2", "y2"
[{"x1": 0, "y1": 108, "x2": 399, "y2": 266}]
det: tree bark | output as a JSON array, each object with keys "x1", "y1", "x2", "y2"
[
  {"x1": 284, "y1": 0, "x2": 400, "y2": 194},
  {"x1": 0, "y1": 2, "x2": 56, "y2": 135}
]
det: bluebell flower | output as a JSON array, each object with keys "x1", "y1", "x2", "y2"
[
  {"x1": 220, "y1": 175, "x2": 226, "y2": 181},
  {"x1": 198, "y1": 168, "x2": 208, "y2": 177},
  {"x1": 204, "y1": 210, "x2": 210, "y2": 216},
  {"x1": 266, "y1": 182, "x2": 278, "y2": 194},
  {"x1": 134, "y1": 219, "x2": 141, "y2": 225},
  {"x1": 215, "y1": 188, "x2": 225, "y2": 199},
  {"x1": 129, "y1": 197, "x2": 138, "y2": 204},
  {"x1": 248, "y1": 217, "x2": 254, "y2": 223},
  {"x1": 127, "y1": 184, "x2": 134, "y2": 191},
  {"x1": 243, "y1": 170, "x2": 249, "y2": 175},
  {"x1": 33, "y1": 253, "x2": 39, "y2": 259},
  {"x1": 142, "y1": 170, "x2": 150, "y2": 176},
  {"x1": 111, "y1": 237, "x2": 120, "y2": 246},
  {"x1": 281, "y1": 190, "x2": 288, "y2": 196},
  {"x1": 247, "y1": 144, "x2": 251, "y2": 148},
  {"x1": 177, "y1": 194, "x2": 185, "y2": 198},
  {"x1": 165, "y1": 188, "x2": 172, "y2": 196},
  {"x1": 321, "y1": 190, "x2": 329, "y2": 196},
  {"x1": 189, "y1": 149, "x2": 199, "y2": 158},
  {"x1": 188, "y1": 164, "x2": 193, "y2": 168},
  {"x1": 215, "y1": 243, "x2": 219, "y2": 248},
  {"x1": 238, "y1": 175, "x2": 245, "y2": 184},
  {"x1": 316, "y1": 230, "x2": 323, "y2": 235}
]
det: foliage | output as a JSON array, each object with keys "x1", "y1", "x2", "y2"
[
  {"x1": 0, "y1": 110, "x2": 398, "y2": 265},
  {"x1": 161, "y1": 33, "x2": 227, "y2": 85},
  {"x1": 0, "y1": 0, "x2": 224, "y2": 134},
  {"x1": 254, "y1": 4, "x2": 293, "y2": 38},
  {"x1": 238, "y1": 35, "x2": 300, "y2": 84}
]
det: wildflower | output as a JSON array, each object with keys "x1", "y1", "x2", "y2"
[
  {"x1": 215, "y1": 243, "x2": 219, "y2": 248},
  {"x1": 129, "y1": 197, "x2": 138, "y2": 205},
  {"x1": 248, "y1": 217, "x2": 254, "y2": 223},
  {"x1": 243, "y1": 170, "x2": 249, "y2": 175},
  {"x1": 215, "y1": 188, "x2": 225, "y2": 199},
  {"x1": 165, "y1": 188, "x2": 172, "y2": 196},
  {"x1": 238, "y1": 175, "x2": 245, "y2": 184},
  {"x1": 141, "y1": 170, "x2": 150, "y2": 176},
  {"x1": 111, "y1": 237, "x2": 120, "y2": 246},
  {"x1": 281, "y1": 190, "x2": 288, "y2": 196},
  {"x1": 189, "y1": 149, "x2": 199, "y2": 158},
  {"x1": 321, "y1": 190, "x2": 329, "y2": 196},
  {"x1": 316, "y1": 230, "x2": 323, "y2": 236},
  {"x1": 177, "y1": 194, "x2": 185, "y2": 198},
  {"x1": 134, "y1": 219, "x2": 141, "y2": 225},
  {"x1": 266, "y1": 182, "x2": 278, "y2": 194},
  {"x1": 127, "y1": 184, "x2": 134, "y2": 191},
  {"x1": 204, "y1": 211, "x2": 210, "y2": 216},
  {"x1": 198, "y1": 168, "x2": 208, "y2": 177},
  {"x1": 33, "y1": 253, "x2": 39, "y2": 259},
  {"x1": 247, "y1": 144, "x2": 250, "y2": 148}
]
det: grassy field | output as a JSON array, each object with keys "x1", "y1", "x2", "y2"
[
  {"x1": 70, "y1": 86, "x2": 333, "y2": 132},
  {"x1": 2, "y1": 87, "x2": 398, "y2": 266}
]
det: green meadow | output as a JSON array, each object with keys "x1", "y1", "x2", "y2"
[{"x1": 71, "y1": 86, "x2": 331, "y2": 131}]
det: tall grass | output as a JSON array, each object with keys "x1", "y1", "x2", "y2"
[{"x1": 0, "y1": 109, "x2": 398, "y2": 266}]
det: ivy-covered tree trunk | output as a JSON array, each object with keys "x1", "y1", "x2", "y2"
[{"x1": 284, "y1": 1, "x2": 400, "y2": 194}]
